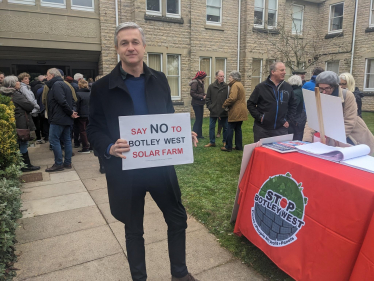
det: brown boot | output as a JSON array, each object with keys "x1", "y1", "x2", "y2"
[
  {"x1": 172, "y1": 273, "x2": 200, "y2": 281},
  {"x1": 204, "y1": 143, "x2": 216, "y2": 147}
]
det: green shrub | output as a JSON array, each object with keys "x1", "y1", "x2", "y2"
[{"x1": 0, "y1": 94, "x2": 23, "y2": 281}]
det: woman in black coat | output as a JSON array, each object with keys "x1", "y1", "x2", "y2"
[
  {"x1": 189, "y1": 71, "x2": 207, "y2": 139},
  {"x1": 287, "y1": 75, "x2": 306, "y2": 141},
  {"x1": 76, "y1": 79, "x2": 91, "y2": 153},
  {"x1": 0, "y1": 76, "x2": 40, "y2": 172}
]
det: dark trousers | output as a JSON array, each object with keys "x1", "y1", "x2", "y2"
[
  {"x1": 74, "y1": 118, "x2": 80, "y2": 145},
  {"x1": 192, "y1": 105, "x2": 204, "y2": 138},
  {"x1": 253, "y1": 122, "x2": 288, "y2": 142},
  {"x1": 78, "y1": 117, "x2": 90, "y2": 149},
  {"x1": 40, "y1": 114, "x2": 49, "y2": 140},
  {"x1": 32, "y1": 115, "x2": 41, "y2": 140},
  {"x1": 125, "y1": 169, "x2": 188, "y2": 281},
  {"x1": 226, "y1": 121, "x2": 243, "y2": 150},
  {"x1": 209, "y1": 117, "x2": 228, "y2": 144},
  {"x1": 288, "y1": 121, "x2": 306, "y2": 141}
]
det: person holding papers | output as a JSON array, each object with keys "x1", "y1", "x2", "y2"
[
  {"x1": 303, "y1": 71, "x2": 374, "y2": 155},
  {"x1": 87, "y1": 22, "x2": 199, "y2": 281}
]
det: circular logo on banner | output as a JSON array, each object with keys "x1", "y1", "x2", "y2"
[{"x1": 251, "y1": 173, "x2": 308, "y2": 247}]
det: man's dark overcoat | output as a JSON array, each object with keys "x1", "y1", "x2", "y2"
[{"x1": 87, "y1": 62, "x2": 181, "y2": 224}]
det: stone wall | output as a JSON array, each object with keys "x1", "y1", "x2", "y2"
[{"x1": 98, "y1": 0, "x2": 374, "y2": 112}]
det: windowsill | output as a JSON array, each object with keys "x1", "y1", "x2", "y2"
[
  {"x1": 252, "y1": 27, "x2": 280, "y2": 34},
  {"x1": 365, "y1": 27, "x2": 374, "y2": 33},
  {"x1": 204, "y1": 24, "x2": 224, "y2": 31},
  {"x1": 7, "y1": 0, "x2": 35, "y2": 5},
  {"x1": 172, "y1": 100, "x2": 184, "y2": 105},
  {"x1": 325, "y1": 31, "x2": 344, "y2": 39},
  {"x1": 71, "y1": 6, "x2": 94, "y2": 12},
  {"x1": 363, "y1": 92, "x2": 374, "y2": 96},
  {"x1": 144, "y1": 14, "x2": 184, "y2": 24}
]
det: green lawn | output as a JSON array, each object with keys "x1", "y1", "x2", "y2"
[{"x1": 176, "y1": 112, "x2": 374, "y2": 281}]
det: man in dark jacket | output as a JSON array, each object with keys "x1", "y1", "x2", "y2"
[
  {"x1": 248, "y1": 62, "x2": 297, "y2": 142},
  {"x1": 302, "y1": 66, "x2": 324, "y2": 92},
  {"x1": 45, "y1": 68, "x2": 78, "y2": 172},
  {"x1": 30, "y1": 75, "x2": 46, "y2": 96},
  {"x1": 86, "y1": 22, "x2": 199, "y2": 281},
  {"x1": 205, "y1": 70, "x2": 228, "y2": 147}
]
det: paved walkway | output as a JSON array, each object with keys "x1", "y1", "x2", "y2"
[{"x1": 14, "y1": 142, "x2": 264, "y2": 281}]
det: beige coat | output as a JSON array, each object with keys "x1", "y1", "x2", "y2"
[
  {"x1": 303, "y1": 87, "x2": 374, "y2": 155},
  {"x1": 222, "y1": 80, "x2": 248, "y2": 122}
]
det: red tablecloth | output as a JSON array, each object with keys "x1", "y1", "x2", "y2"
[{"x1": 234, "y1": 147, "x2": 374, "y2": 281}]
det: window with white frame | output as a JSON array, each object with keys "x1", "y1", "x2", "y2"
[
  {"x1": 167, "y1": 54, "x2": 181, "y2": 99},
  {"x1": 267, "y1": 0, "x2": 278, "y2": 28},
  {"x1": 7, "y1": 0, "x2": 35, "y2": 5},
  {"x1": 71, "y1": 0, "x2": 94, "y2": 11},
  {"x1": 148, "y1": 53, "x2": 163, "y2": 72},
  {"x1": 326, "y1": 61, "x2": 340, "y2": 74},
  {"x1": 146, "y1": 0, "x2": 180, "y2": 17},
  {"x1": 254, "y1": 0, "x2": 265, "y2": 27},
  {"x1": 252, "y1": 59, "x2": 263, "y2": 87},
  {"x1": 254, "y1": 0, "x2": 277, "y2": 29},
  {"x1": 292, "y1": 4, "x2": 304, "y2": 35},
  {"x1": 199, "y1": 57, "x2": 212, "y2": 92},
  {"x1": 206, "y1": 0, "x2": 222, "y2": 25},
  {"x1": 329, "y1": 2, "x2": 344, "y2": 33},
  {"x1": 364, "y1": 58, "x2": 374, "y2": 91},
  {"x1": 167, "y1": 0, "x2": 180, "y2": 17},
  {"x1": 41, "y1": 0, "x2": 65, "y2": 8},
  {"x1": 215, "y1": 58, "x2": 226, "y2": 77},
  {"x1": 370, "y1": 0, "x2": 374, "y2": 26},
  {"x1": 147, "y1": 0, "x2": 162, "y2": 15}
]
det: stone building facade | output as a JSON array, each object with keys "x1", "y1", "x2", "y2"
[{"x1": 1, "y1": 0, "x2": 373, "y2": 111}]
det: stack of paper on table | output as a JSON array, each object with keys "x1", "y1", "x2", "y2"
[{"x1": 295, "y1": 142, "x2": 374, "y2": 174}]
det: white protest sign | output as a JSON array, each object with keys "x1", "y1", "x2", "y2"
[
  {"x1": 119, "y1": 113, "x2": 194, "y2": 170},
  {"x1": 302, "y1": 88, "x2": 346, "y2": 143}
]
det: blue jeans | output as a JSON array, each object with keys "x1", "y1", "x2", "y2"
[
  {"x1": 209, "y1": 117, "x2": 228, "y2": 144},
  {"x1": 226, "y1": 121, "x2": 243, "y2": 150},
  {"x1": 18, "y1": 140, "x2": 28, "y2": 154},
  {"x1": 49, "y1": 124, "x2": 72, "y2": 165}
]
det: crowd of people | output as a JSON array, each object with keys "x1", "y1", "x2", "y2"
[
  {"x1": 190, "y1": 62, "x2": 374, "y2": 155},
  {"x1": 0, "y1": 70, "x2": 105, "y2": 173}
]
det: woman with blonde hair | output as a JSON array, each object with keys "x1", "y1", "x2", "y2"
[{"x1": 339, "y1": 72, "x2": 364, "y2": 117}]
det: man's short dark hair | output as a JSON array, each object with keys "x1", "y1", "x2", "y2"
[
  {"x1": 0, "y1": 71, "x2": 4, "y2": 75},
  {"x1": 313, "y1": 67, "x2": 324, "y2": 76}
]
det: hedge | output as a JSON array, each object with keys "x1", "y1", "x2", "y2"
[{"x1": 0, "y1": 94, "x2": 23, "y2": 281}]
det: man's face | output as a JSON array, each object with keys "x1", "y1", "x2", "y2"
[
  {"x1": 298, "y1": 73, "x2": 305, "y2": 80},
  {"x1": 271, "y1": 63, "x2": 286, "y2": 81},
  {"x1": 216, "y1": 71, "x2": 225, "y2": 83},
  {"x1": 46, "y1": 72, "x2": 54, "y2": 81},
  {"x1": 0, "y1": 74, "x2": 4, "y2": 84},
  {"x1": 115, "y1": 28, "x2": 146, "y2": 67}
]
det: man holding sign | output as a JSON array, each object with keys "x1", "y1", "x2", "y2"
[{"x1": 87, "y1": 22, "x2": 199, "y2": 281}]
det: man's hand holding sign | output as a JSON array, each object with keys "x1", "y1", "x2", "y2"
[{"x1": 117, "y1": 113, "x2": 195, "y2": 170}]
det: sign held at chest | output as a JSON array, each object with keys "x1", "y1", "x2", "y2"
[{"x1": 119, "y1": 113, "x2": 194, "y2": 170}]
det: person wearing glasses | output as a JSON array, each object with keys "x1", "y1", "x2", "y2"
[
  {"x1": 339, "y1": 73, "x2": 364, "y2": 118},
  {"x1": 303, "y1": 71, "x2": 374, "y2": 154}
]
